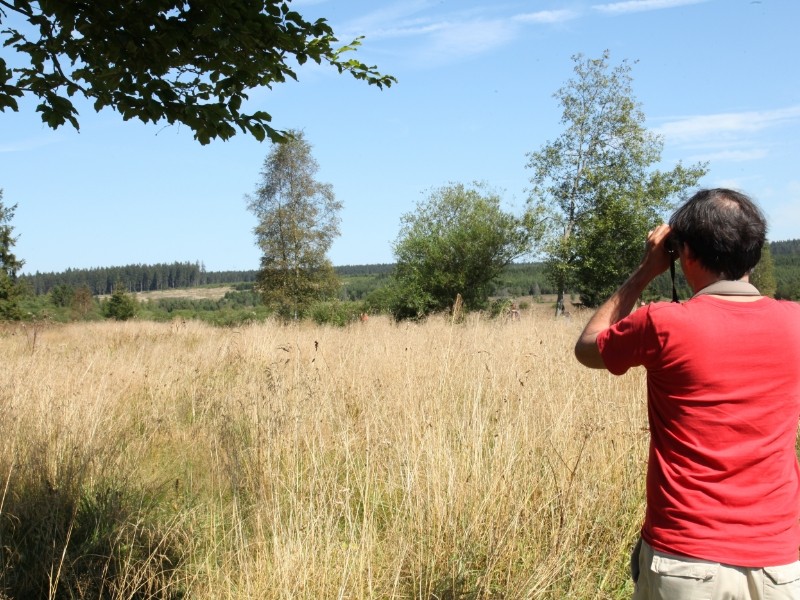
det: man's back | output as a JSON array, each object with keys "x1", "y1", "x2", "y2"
[{"x1": 599, "y1": 296, "x2": 800, "y2": 566}]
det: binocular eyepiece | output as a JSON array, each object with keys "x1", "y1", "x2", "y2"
[
  {"x1": 665, "y1": 233, "x2": 680, "y2": 259},
  {"x1": 665, "y1": 233, "x2": 680, "y2": 303}
]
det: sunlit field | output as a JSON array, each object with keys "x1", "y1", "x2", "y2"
[{"x1": 0, "y1": 309, "x2": 649, "y2": 599}]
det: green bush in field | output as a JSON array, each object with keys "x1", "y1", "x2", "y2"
[
  {"x1": 488, "y1": 298, "x2": 513, "y2": 318},
  {"x1": 104, "y1": 287, "x2": 138, "y2": 321},
  {"x1": 391, "y1": 182, "x2": 544, "y2": 319},
  {"x1": 361, "y1": 284, "x2": 398, "y2": 316},
  {"x1": 201, "y1": 306, "x2": 272, "y2": 327},
  {"x1": 309, "y1": 300, "x2": 363, "y2": 327}
]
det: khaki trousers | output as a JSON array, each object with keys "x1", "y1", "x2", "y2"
[{"x1": 632, "y1": 539, "x2": 800, "y2": 600}]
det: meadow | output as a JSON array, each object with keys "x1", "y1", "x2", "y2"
[{"x1": 0, "y1": 309, "x2": 649, "y2": 599}]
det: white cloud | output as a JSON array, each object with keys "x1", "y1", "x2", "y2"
[
  {"x1": 356, "y1": 20, "x2": 451, "y2": 42},
  {"x1": 423, "y1": 19, "x2": 518, "y2": 62},
  {"x1": 339, "y1": 1, "x2": 443, "y2": 40},
  {"x1": 653, "y1": 106, "x2": 800, "y2": 143},
  {"x1": 593, "y1": 0, "x2": 709, "y2": 14},
  {"x1": 514, "y1": 10, "x2": 581, "y2": 24},
  {"x1": 338, "y1": 2, "x2": 581, "y2": 67}
]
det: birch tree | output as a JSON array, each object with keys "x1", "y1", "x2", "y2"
[
  {"x1": 526, "y1": 51, "x2": 706, "y2": 312},
  {"x1": 247, "y1": 131, "x2": 341, "y2": 318}
]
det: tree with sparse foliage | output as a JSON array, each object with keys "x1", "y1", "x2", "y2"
[
  {"x1": 71, "y1": 285, "x2": 94, "y2": 319},
  {"x1": 0, "y1": 1, "x2": 395, "y2": 144},
  {"x1": 390, "y1": 182, "x2": 545, "y2": 320},
  {"x1": 0, "y1": 190, "x2": 24, "y2": 320},
  {"x1": 247, "y1": 131, "x2": 341, "y2": 318},
  {"x1": 527, "y1": 51, "x2": 706, "y2": 313}
]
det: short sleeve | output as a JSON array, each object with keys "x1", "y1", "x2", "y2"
[{"x1": 596, "y1": 305, "x2": 656, "y2": 375}]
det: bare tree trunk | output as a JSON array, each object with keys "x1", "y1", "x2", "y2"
[{"x1": 555, "y1": 289, "x2": 565, "y2": 317}]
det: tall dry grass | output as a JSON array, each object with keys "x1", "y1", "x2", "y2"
[{"x1": 0, "y1": 309, "x2": 649, "y2": 599}]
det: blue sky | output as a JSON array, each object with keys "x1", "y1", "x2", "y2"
[{"x1": 2, "y1": 0, "x2": 799, "y2": 274}]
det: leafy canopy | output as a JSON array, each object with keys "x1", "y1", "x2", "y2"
[
  {"x1": 527, "y1": 51, "x2": 706, "y2": 309},
  {"x1": 390, "y1": 182, "x2": 545, "y2": 320},
  {"x1": 247, "y1": 130, "x2": 342, "y2": 317},
  {"x1": 0, "y1": 1, "x2": 396, "y2": 144}
]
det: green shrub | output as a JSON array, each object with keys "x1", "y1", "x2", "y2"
[
  {"x1": 104, "y1": 288, "x2": 138, "y2": 321},
  {"x1": 309, "y1": 300, "x2": 362, "y2": 327},
  {"x1": 488, "y1": 298, "x2": 512, "y2": 318},
  {"x1": 384, "y1": 282, "x2": 435, "y2": 322},
  {"x1": 200, "y1": 307, "x2": 270, "y2": 327}
]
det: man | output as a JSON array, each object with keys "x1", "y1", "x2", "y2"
[{"x1": 575, "y1": 189, "x2": 800, "y2": 599}]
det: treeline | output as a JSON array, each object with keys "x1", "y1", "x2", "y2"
[
  {"x1": 18, "y1": 238, "x2": 800, "y2": 302},
  {"x1": 22, "y1": 262, "x2": 399, "y2": 297},
  {"x1": 336, "y1": 262, "x2": 553, "y2": 302},
  {"x1": 773, "y1": 240, "x2": 800, "y2": 300},
  {"x1": 772, "y1": 240, "x2": 800, "y2": 255},
  {"x1": 21, "y1": 262, "x2": 258, "y2": 296}
]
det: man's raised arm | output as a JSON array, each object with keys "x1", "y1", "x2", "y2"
[{"x1": 574, "y1": 224, "x2": 673, "y2": 369}]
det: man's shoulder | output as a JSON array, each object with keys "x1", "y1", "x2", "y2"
[
  {"x1": 772, "y1": 298, "x2": 800, "y2": 312},
  {"x1": 642, "y1": 300, "x2": 680, "y2": 312},
  {"x1": 766, "y1": 299, "x2": 800, "y2": 324},
  {"x1": 634, "y1": 300, "x2": 683, "y2": 319}
]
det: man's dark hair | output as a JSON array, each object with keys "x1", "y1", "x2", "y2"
[{"x1": 669, "y1": 188, "x2": 767, "y2": 279}]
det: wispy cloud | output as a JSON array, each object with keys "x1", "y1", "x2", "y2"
[
  {"x1": 338, "y1": 1, "x2": 443, "y2": 41},
  {"x1": 338, "y1": 0, "x2": 705, "y2": 68},
  {"x1": 653, "y1": 106, "x2": 800, "y2": 143},
  {"x1": 339, "y1": 3, "x2": 524, "y2": 67},
  {"x1": 423, "y1": 19, "x2": 517, "y2": 62},
  {"x1": 513, "y1": 10, "x2": 581, "y2": 24},
  {"x1": 593, "y1": 0, "x2": 710, "y2": 15}
]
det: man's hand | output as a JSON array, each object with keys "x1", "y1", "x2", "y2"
[{"x1": 639, "y1": 224, "x2": 675, "y2": 282}]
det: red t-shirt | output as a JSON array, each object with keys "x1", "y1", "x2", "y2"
[{"x1": 598, "y1": 296, "x2": 800, "y2": 567}]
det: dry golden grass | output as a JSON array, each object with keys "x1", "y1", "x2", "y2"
[{"x1": 0, "y1": 309, "x2": 649, "y2": 599}]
